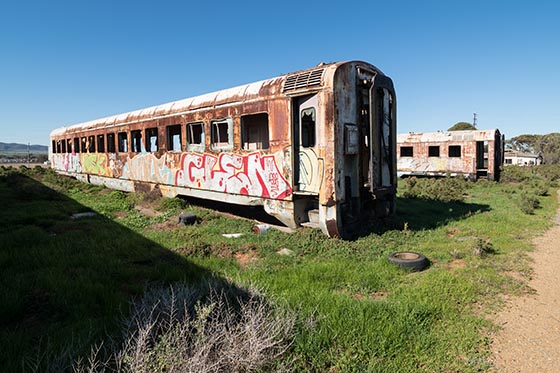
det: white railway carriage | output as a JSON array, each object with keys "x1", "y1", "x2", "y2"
[{"x1": 50, "y1": 61, "x2": 397, "y2": 238}]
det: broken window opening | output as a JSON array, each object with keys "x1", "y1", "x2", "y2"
[
  {"x1": 301, "y1": 108, "x2": 316, "y2": 148},
  {"x1": 211, "y1": 119, "x2": 232, "y2": 151},
  {"x1": 61, "y1": 139, "x2": 66, "y2": 153},
  {"x1": 74, "y1": 138, "x2": 80, "y2": 153},
  {"x1": 166, "y1": 124, "x2": 182, "y2": 151},
  {"x1": 81, "y1": 137, "x2": 87, "y2": 153},
  {"x1": 187, "y1": 122, "x2": 205, "y2": 151},
  {"x1": 400, "y1": 146, "x2": 413, "y2": 157},
  {"x1": 97, "y1": 135, "x2": 105, "y2": 153},
  {"x1": 131, "y1": 130, "x2": 142, "y2": 153},
  {"x1": 449, "y1": 145, "x2": 461, "y2": 157},
  {"x1": 66, "y1": 139, "x2": 72, "y2": 153},
  {"x1": 428, "y1": 146, "x2": 440, "y2": 157},
  {"x1": 241, "y1": 113, "x2": 269, "y2": 150},
  {"x1": 118, "y1": 132, "x2": 128, "y2": 153},
  {"x1": 107, "y1": 133, "x2": 116, "y2": 153},
  {"x1": 145, "y1": 127, "x2": 158, "y2": 152},
  {"x1": 87, "y1": 135, "x2": 96, "y2": 153}
]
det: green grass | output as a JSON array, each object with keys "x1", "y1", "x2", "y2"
[{"x1": 0, "y1": 166, "x2": 557, "y2": 371}]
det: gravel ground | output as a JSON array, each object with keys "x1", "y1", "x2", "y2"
[{"x1": 491, "y1": 191, "x2": 560, "y2": 372}]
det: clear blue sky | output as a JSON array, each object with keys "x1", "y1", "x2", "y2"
[{"x1": 1, "y1": 0, "x2": 558, "y2": 146}]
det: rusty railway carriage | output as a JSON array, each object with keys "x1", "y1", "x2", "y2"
[
  {"x1": 50, "y1": 61, "x2": 397, "y2": 238},
  {"x1": 397, "y1": 129, "x2": 504, "y2": 181}
]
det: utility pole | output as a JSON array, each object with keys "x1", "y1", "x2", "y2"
[{"x1": 473, "y1": 113, "x2": 478, "y2": 128}]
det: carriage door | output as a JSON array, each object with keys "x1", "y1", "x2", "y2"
[
  {"x1": 293, "y1": 94, "x2": 322, "y2": 194},
  {"x1": 370, "y1": 76, "x2": 396, "y2": 190}
]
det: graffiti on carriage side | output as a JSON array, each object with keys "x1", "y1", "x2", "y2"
[
  {"x1": 121, "y1": 153, "x2": 174, "y2": 185},
  {"x1": 52, "y1": 153, "x2": 82, "y2": 173},
  {"x1": 175, "y1": 152, "x2": 292, "y2": 199},
  {"x1": 298, "y1": 148, "x2": 324, "y2": 193},
  {"x1": 82, "y1": 153, "x2": 109, "y2": 176}
]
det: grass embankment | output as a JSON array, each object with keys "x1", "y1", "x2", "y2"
[{"x1": 0, "y1": 165, "x2": 557, "y2": 371}]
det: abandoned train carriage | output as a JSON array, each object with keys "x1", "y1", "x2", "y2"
[
  {"x1": 50, "y1": 61, "x2": 397, "y2": 238},
  {"x1": 397, "y1": 129, "x2": 504, "y2": 181}
]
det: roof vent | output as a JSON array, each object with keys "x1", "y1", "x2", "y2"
[{"x1": 282, "y1": 68, "x2": 324, "y2": 92}]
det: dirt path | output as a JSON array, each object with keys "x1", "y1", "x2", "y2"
[{"x1": 491, "y1": 191, "x2": 560, "y2": 372}]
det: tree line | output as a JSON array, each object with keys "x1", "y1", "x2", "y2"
[{"x1": 506, "y1": 133, "x2": 560, "y2": 164}]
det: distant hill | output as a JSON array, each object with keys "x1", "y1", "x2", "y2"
[{"x1": 0, "y1": 142, "x2": 48, "y2": 153}]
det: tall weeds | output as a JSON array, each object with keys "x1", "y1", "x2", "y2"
[{"x1": 73, "y1": 280, "x2": 296, "y2": 373}]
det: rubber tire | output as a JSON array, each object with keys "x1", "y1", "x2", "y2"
[{"x1": 388, "y1": 251, "x2": 429, "y2": 272}]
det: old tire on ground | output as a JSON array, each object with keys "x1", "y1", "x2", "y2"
[{"x1": 388, "y1": 251, "x2": 429, "y2": 271}]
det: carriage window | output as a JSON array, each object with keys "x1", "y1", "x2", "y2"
[
  {"x1": 187, "y1": 122, "x2": 204, "y2": 149},
  {"x1": 97, "y1": 135, "x2": 105, "y2": 153},
  {"x1": 74, "y1": 138, "x2": 80, "y2": 153},
  {"x1": 118, "y1": 132, "x2": 128, "y2": 152},
  {"x1": 56, "y1": 140, "x2": 61, "y2": 154},
  {"x1": 131, "y1": 130, "x2": 142, "y2": 153},
  {"x1": 87, "y1": 135, "x2": 95, "y2": 153},
  {"x1": 428, "y1": 146, "x2": 440, "y2": 157},
  {"x1": 66, "y1": 139, "x2": 72, "y2": 153},
  {"x1": 51, "y1": 140, "x2": 56, "y2": 153},
  {"x1": 107, "y1": 133, "x2": 116, "y2": 153},
  {"x1": 301, "y1": 108, "x2": 315, "y2": 147},
  {"x1": 211, "y1": 119, "x2": 233, "y2": 150},
  {"x1": 166, "y1": 124, "x2": 182, "y2": 151},
  {"x1": 449, "y1": 145, "x2": 461, "y2": 157},
  {"x1": 61, "y1": 139, "x2": 66, "y2": 153},
  {"x1": 241, "y1": 113, "x2": 269, "y2": 150},
  {"x1": 81, "y1": 137, "x2": 87, "y2": 153},
  {"x1": 400, "y1": 146, "x2": 413, "y2": 157},
  {"x1": 145, "y1": 127, "x2": 158, "y2": 152}
]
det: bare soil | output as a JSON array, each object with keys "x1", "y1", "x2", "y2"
[{"x1": 491, "y1": 191, "x2": 560, "y2": 372}]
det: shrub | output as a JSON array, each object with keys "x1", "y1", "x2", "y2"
[
  {"x1": 401, "y1": 177, "x2": 470, "y2": 202},
  {"x1": 526, "y1": 178, "x2": 550, "y2": 197},
  {"x1": 74, "y1": 280, "x2": 296, "y2": 372},
  {"x1": 516, "y1": 192, "x2": 540, "y2": 215},
  {"x1": 500, "y1": 165, "x2": 532, "y2": 183}
]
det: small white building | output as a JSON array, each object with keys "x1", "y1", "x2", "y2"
[{"x1": 504, "y1": 150, "x2": 542, "y2": 166}]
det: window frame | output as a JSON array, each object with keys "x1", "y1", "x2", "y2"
[
  {"x1": 131, "y1": 130, "x2": 142, "y2": 153},
  {"x1": 117, "y1": 132, "x2": 128, "y2": 153},
  {"x1": 87, "y1": 135, "x2": 96, "y2": 153},
  {"x1": 448, "y1": 145, "x2": 462, "y2": 158},
  {"x1": 428, "y1": 145, "x2": 440, "y2": 157},
  {"x1": 97, "y1": 134, "x2": 105, "y2": 153},
  {"x1": 187, "y1": 121, "x2": 206, "y2": 152},
  {"x1": 210, "y1": 118, "x2": 233, "y2": 151},
  {"x1": 166, "y1": 124, "x2": 182, "y2": 152},
  {"x1": 301, "y1": 108, "x2": 316, "y2": 148},
  {"x1": 400, "y1": 146, "x2": 414, "y2": 157},
  {"x1": 241, "y1": 112, "x2": 270, "y2": 151},
  {"x1": 107, "y1": 133, "x2": 116, "y2": 153},
  {"x1": 145, "y1": 127, "x2": 158, "y2": 152}
]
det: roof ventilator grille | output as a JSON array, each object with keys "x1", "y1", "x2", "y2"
[{"x1": 283, "y1": 69, "x2": 324, "y2": 92}]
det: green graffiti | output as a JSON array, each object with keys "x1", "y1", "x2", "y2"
[{"x1": 82, "y1": 154, "x2": 109, "y2": 175}]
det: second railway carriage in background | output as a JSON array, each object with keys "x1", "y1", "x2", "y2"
[
  {"x1": 50, "y1": 61, "x2": 397, "y2": 238},
  {"x1": 397, "y1": 129, "x2": 504, "y2": 181}
]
